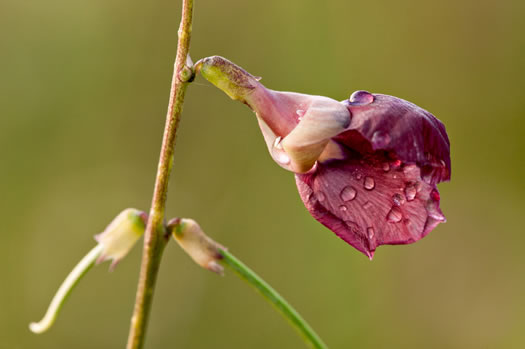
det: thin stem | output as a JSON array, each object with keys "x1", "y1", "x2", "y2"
[
  {"x1": 126, "y1": 0, "x2": 194, "y2": 348},
  {"x1": 218, "y1": 248, "x2": 328, "y2": 349},
  {"x1": 29, "y1": 244, "x2": 104, "y2": 334}
]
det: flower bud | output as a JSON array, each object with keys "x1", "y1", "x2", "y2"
[
  {"x1": 94, "y1": 208, "x2": 147, "y2": 270},
  {"x1": 169, "y1": 218, "x2": 225, "y2": 275}
]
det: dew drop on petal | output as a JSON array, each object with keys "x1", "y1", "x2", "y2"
[
  {"x1": 317, "y1": 191, "x2": 326, "y2": 202},
  {"x1": 387, "y1": 206, "x2": 403, "y2": 223},
  {"x1": 367, "y1": 227, "x2": 375, "y2": 239},
  {"x1": 339, "y1": 205, "x2": 347, "y2": 212},
  {"x1": 405, "y1": 185, "x2": 417, "y2": 201},
  {"x1": 354, "y1": 172, "x2": 363, "y2": 180},
  {"x1": 392, "y1": 159, "x2": 402, "y2": 168},
  {"x1": 426, "y1": 200, "x2": 446, "y2": 221},
  {"x1": 430, "y1": 189, "x2": 440, "y2": 201},
  {"x1": 403, "y1": 164, "x2": 418, "y2": 177},
  {"x1": 273, "y1": 136, "x2": 283, "y2": 149},
  {"x1": 349, "y1": 90, "x2": 374, "y2": 105},
  {"x1": 363, "y1": 201, "x2": 373, "y2": 210},
  {"x1": 392, "y1": 193, "x2": 406, "y2": 206},
  {"x1": 340, "y1": 186, "x2": 357, "y2": 201},
  {"x1": 276, "y1": 153, "x2": 290, "y2": 165},
  {"x1": 382, "y1": 163, "x2": 390, "y2": 172},
  {"x1": 363, "y1": 176, "x2": 375, "y2": 190}
]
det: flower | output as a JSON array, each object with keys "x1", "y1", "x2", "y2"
[{"x1": 196, "y1": 56, "x2": 451, "y2": 259}]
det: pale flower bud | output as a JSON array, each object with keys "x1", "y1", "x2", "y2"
[
  {"x1": 94, "y1": 208, "x2": 147, "y2": 270},
  {"x1": 169, "y1": 218, "x2": 225, "y2": 275}
]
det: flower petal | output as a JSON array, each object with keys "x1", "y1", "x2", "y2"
[
  {"x1": 340, "y1": 93, "x2": 451, "y2": 184},
  {"x1": 295, "y1": 153, "x2": 445, "y2": 259}
]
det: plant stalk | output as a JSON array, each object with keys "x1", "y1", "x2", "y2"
[
  {"x1": 126, "y1": 0, "x2": 194, "y2": 347},
  {"x1": 29, "y1": 244, "x2": 104, "y2": 334},
  {"x1": 218, "y1": 248, "x2": 328, "y2": 349}
]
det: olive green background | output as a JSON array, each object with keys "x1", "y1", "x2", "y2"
[{"x1": 1, "y1": 0, "x2": 524, "y2": 348}]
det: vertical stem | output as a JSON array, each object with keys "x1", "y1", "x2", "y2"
[{"x1": 126, "y1": 1, "x2": 194, "y2": 348}]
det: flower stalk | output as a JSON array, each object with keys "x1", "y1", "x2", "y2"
[
  {"x1": 125, "y1": 0, "x2": 194, "y2": 348},
  {"x1": 218, "y1": 249, "x2": 328, "y2": 349},
  {"x1": 169, "y1": 218, "x2": 328, "y2": 349},
  {"x1": 29, "y1": 244, "x2": 103, "y2": 334},
  {"x1": 29, "y1": 208, "x2": 146, "y2": 334}
]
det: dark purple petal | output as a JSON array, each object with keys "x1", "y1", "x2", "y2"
[
  {"x1": 340, "y1": 93, "x2": 451, "y2": 184},
  {"x1": 296, "y1": 152, "x2": 445, "y2": 259}
]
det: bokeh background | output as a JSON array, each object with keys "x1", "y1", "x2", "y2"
[{"x1": 1, "y1": 0, "x2": 524, "y2": 348}]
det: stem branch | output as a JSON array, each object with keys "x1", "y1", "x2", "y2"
[
  {"x1": 218, "y1": 248, "x2": 328, "y2": 349},
  {"x1": 126, "y1": 0, "x2": 194, "y2": 347},
  {"x1": 29, "y1": 245, "x2": 104, "y2": 334}
]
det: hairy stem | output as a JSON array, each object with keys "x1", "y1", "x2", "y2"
[
  {"x1": 126, "y1": 0, "x2": 194, "y2": 348},
  {"x1": 218, "y1": 248, "x2": 328, "y2": 349}
]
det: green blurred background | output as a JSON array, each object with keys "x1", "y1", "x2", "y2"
[{"x1": 1, "y1": 0, "x2": 524, "y2": 348}]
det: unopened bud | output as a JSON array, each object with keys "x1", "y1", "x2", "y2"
[
  {"x1": 168, "y1": 218, "x2": 225, "y2": 275},
  {"x1": 94, "y1": 208, "x2": 147, "y2": 270}
]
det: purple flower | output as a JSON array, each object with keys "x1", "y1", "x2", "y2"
[{"x1": 197, "y1": 56, "x2": 451, "y2": 259}]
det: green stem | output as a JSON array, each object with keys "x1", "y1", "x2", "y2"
[
  {"x1": 125, "y1": 0, "x2": 194, "y2": 348},
  {"x1": 29, "y1": 244, "x2": 104, "y2": 334},
  {"x1": 218, "y1": 248, "x2": 328, "y2": 349}
]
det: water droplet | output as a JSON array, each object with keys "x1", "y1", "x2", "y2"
[
  {"x1": 273, "y1": 136, "x2": 283, "y2": 149},
  {"x1": 276, "y1": 152, "x2": 290, "y2": 164},
  {"x1": 272, "y1": 137, "x2": 290, "y2": 164},
  {"x1": 405, "y1": 185, "x2": 417, "y2": 201},
  {"x1": 254, "y1": 76, "x2": 262, "y2": 81},
  {"x1": 372, "y1": 131, "x2": 391, "y2": 148},
  {"x1": 340, "y1": 186, "x2": 357, "y2": 201},
  {"x1": 382, "y1": 163, "x2": 390, "y2": 172},
  {"x1": 426, "y1": 201, "x2": 446, "y2": 221},
  {"x1": 349, "y1": 90, "x2": 374, "y2": 105},
  {"x1": 363, "y1": 177, "x2": 375, "y2": 190},
  {"x1": 387, "y1": 206, "x2": 403, "y2": 223},
  {"x1": 440, "y1": 159, "x2": 446, "y2": 167},
  {"x1": 367, "y1": 227, "x2": 375, "y2": 239},
  {"x1": 339, "y1": 205, "x2": 347, "y2": 212},
  {"x1": 355, "y1": 173, "x2": 363, "y2": 180},
  {"x1": 403, "y1": 164, "x2": 418, "y2": 176},
  {"x1": 362, "y1": 201, "x2": 373, "y2": 210},
  {"x1": 430, "y1": 189, "x2": 440, "y2": 201},
  {"x1": 392, "y1": 159, "x2": 402, "y2": 168},
  {"x1": 392, "y1": 193, "x2": 406, "y2": 206}
]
